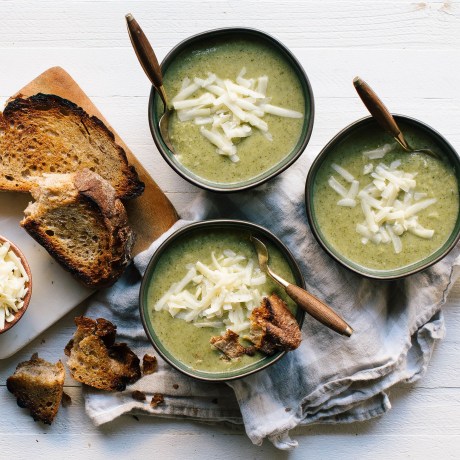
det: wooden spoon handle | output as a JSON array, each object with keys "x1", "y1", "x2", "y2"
[
  {"x1": 126, "y1": 13, "x2": 163, "y2": 89},
  {"x1": 353, "y1": 76, "x2": 402, "y2": 139},
  {"x1": 285, "y1": 284, "x2": 353, "y2": 337}
]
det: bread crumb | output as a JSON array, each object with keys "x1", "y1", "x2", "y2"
[
  {"x1": 150, "y1": 393, "x2": 164, "y2": 408},
  {"x1": 142, "y1": 354, "x2": 158, "y2": 375},
  {"x1": 132, "y1": 390, "x2": 146, "y2": 402}
]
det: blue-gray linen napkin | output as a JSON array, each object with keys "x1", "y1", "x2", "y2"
[{"x1": 84, "y1": 161, "x2": 460, "y2": 449}]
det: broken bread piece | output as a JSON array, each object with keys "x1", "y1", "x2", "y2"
[
  {"x1": 248, "y1": 293, "x2": 302, "y2": 355},
  {"x1": 209, "y1": 294, "x2": 301, "y2": 360},
  {"x1": 65, "y1": 316, "x2": 141, "y2": 391},
  {"x1": 6, "y1": 353, "x2": 65, "y2": 425},
  {"x1": 210, "y1": 329, "x2": 255, "y2": 359},
  {"x1": 21, "y1": 169, "x2": 135, "y2": 288},
  {"x1": 0, "y1": 93, "x2": 144, "y2": 199}
]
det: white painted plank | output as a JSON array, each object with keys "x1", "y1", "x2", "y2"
[
  {"x1": 1, "y1": 1, "x2": 459, "y2": 49},
  {"x1": 1, "y1": 48, "x2": 460, "y2": 100},
  {"x1": 1, "y1": 385, "x2": 460, "y2": 458}
]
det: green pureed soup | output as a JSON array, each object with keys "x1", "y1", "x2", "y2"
[
  {"x1": 146, "y1": 230, "x2": 298, "y2": 374},
  {"x1": 161, "y1": 36, "x2": 305, "y2": 185},
  {"x1": 312, "y1": 121, "x2": 459, "y2": 272}
]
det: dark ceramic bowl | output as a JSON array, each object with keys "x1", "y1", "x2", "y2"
[
  {"x1": 305, "y1": 115, "x2": 460, "y2": 280},
  {"x1": 0, "y1": 235, "x2": 32, "y2": 334},
  {"x1": 139, "y1": 219, "x2": 305, "y2": 381},
  {"x1": 148, "y1": 27, "x2": 314, "y2": 192}
]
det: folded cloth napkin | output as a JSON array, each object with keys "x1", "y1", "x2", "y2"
[{"x1": 84, "y1": 161, "x2": 460, "y2": 449}]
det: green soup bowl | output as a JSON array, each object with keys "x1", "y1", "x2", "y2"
[
  {"x1": 149, "y1": 27, "x2": 314, "y2": 193},
  {"x1": 139, "y1": 219, "x2": 305, "y2": 381},
  {"x1": 305, "y1": 115, "x2": 460, "y2": 280}
]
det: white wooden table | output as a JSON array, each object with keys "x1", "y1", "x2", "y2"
[{"x1": 1, "y1": 1, "x2": 460, "y2": 458}]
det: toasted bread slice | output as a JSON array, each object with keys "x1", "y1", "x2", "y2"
[
  {"x1": 7, "y1": 353, "x2": 65, "y2": 425},
  {"x1": 65, "y1": 316, "x2": 141, "y2": 391},
  {"x1": 21, "y1": 169, "x2": 135, "y2": 288},
  {"x1": 248, "y1": 294, "x2": 302, "y2": 355},
  {"x1": 0, "y1": 93, "x2": 144, "y2": 199}
]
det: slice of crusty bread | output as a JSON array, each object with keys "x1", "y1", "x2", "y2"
[
  {"x1": 0, "y1": 93, "x2": 144, "y2": 199},
  {"x1": 65, "y1": 316, "x2": 141, "y2": 391},
  {"x1": 248, "y1": 294, "x2": 302, "y2": 355},
  {"x1": 7, "y1": 353, "x2": 65, "y2": 425},
  {"x1": 21, "y1": 169, "x2": 135, "y2": 288}
]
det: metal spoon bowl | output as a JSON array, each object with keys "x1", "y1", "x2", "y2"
[
  {"x1": 251, "y1": 236, "x2": 353, "y2": 337},
  {"x1": 353, "y1": 77, "x2": 440, "y2": 160},
  {"x1": 126, "y1": 13, "x2": 175, "y2": 152}
]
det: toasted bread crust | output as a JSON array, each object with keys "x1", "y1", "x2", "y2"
[
  {"x1": 7, "y1": 353, "x2": 65, "y2": 425},
  {"x1": 21, "y1": 169, "x2": 135, "y2": 288},
  {"x1": 65, "y1": 316, "x2": 141, "y2": 391},
  {"x1": 249, "y1": 294, "x2": 302, "y2": 355},
  {"x1": 0, "y1": 93, "x2": 144, "y2": 199}
]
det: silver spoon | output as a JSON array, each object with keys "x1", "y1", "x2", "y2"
[
  {"x1": 126, "y1": 13, "x2": 175, "y2": 152},
  {"x1": 251, "y1": 236, "x2": 353, "y2": 337},
  {"x1": 353, "y1": 77, "x2": 439, "y2": 160}
]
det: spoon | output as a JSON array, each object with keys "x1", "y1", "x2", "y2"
[
  {"x1": 125, "y1": 13, "x2": 175, "y2": 152},
  {"x1": 353, "y1": 77, "x2": 439, "y2": 159},
  {"x1": 251, "y1": 236, "x2": 353, "y2": 337}
]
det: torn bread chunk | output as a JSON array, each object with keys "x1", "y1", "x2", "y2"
[
  {"x1": 7, "y1": 353, "x2": 65, "y2": 425},
  {"x1": 248, "y1": 294, "x2": 301, "y2": 355},
  {"x1": 21, "y1": 169, "x2": 135, "y2": 288},
  {"x1": 65, "y1": 316, "x2": 141, "y2": 391},
  {"x1": 210, "y1": 329, "x2": 250, "y2": 359}
]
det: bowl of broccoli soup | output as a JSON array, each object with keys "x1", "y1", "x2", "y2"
[
  {"x1": 149, "y1": 28, "x2": 314, "y2": 192},
  {"x1": 305, "y1": 115, "x2": 460, "y2": 279},
  {"x1": 139, "y1": 220, "x2": 305, "y2": 381}
]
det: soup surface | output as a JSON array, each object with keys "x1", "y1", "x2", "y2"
[
  {"x1": 312, "y1": 122, "x2": 459, "y2": 271},
  {"x1": 146, "y1": 229, "x2": 298, "y2": 374},
  {"x1": 162, "y1": 36, "x2": 306, "y2": 185}
]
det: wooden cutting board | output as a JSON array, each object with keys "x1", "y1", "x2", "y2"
[
  {"x1": 14, "y1": 66, "x2": 178, "y2": 255},
  {"x1": 0, "y1": 67, "x2": 178, "y2": 359}
]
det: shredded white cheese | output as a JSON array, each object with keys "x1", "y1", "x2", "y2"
[
  {"x1": 154, "y1": 251, "x2": 267, "y2": 333},
  {"x1": 0, "y1": 241, "x2": 29, "y2": 330},
  {"x1": 171, "y1": 68, "x2": 303, "y2": 162},
  {"x1": 362, "y1": 143, "x2": 395, "y2": 160},
  {"x1": 327, "y1": 157, "x2": 437, "y2": 254}
]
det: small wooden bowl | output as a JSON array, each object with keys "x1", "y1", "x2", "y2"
[{"x1": 0, "y1": 235, "x2": 32, "y2": 334}]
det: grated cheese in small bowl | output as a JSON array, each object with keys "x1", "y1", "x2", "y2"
[
  {"x1": 0, "y1": 239, "x2": 30, "y2": 331},
  {"x1": 154, "y1": 250, "x2": 267, "y2": 334},
  {"x1": 171, "y1": 68, "x2": 303, "y2": 162}
]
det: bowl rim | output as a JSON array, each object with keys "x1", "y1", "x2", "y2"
[
  {"x1": 139, "y1": 219, "x2": 306, "y2": 382},
  {"x1": 0, "y1": 235, "x2": 32, "y2": 334},
  {"x1": 148, "y1": 26, "x2": 315, "y2": 193},
  {"x1": 305, "y1": 114, "x2": 460, "y2": 280}
]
